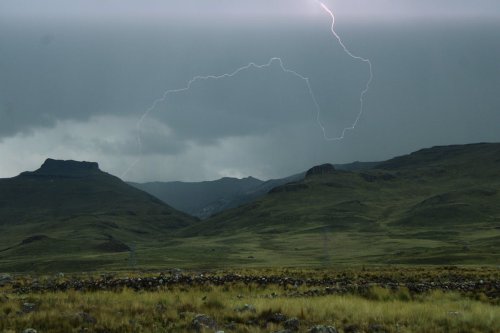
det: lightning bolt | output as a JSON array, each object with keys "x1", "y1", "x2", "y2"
[
  {"x1": 121, "y1": 1, "x2": 373, "y2": 178},
  {"x1": 120, "y1": 57, "x2": 320, "y2": 178},
  {"x1": 317, "y1": 1, "x2": 373, "y2": 141}
]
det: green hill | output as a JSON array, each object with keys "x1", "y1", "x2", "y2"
[
  {"x1": 0, "y1": 159, "x2": 196, "y2": 271},
  {"x1": 129, "y1": 162, "x2": 376, "y2": 219},
  {"x1": 176, "y1": 143, "x2": 500, "y2": 266},
  {"x1": 0, "y1": 143, "x2": 499, "y2": 271}
]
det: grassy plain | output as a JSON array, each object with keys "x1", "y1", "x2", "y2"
[{"x1": 0, "y1": 267, "x2": 498, "y2": 333}]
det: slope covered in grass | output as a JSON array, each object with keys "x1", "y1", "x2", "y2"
[
  {"x1": 0, "y1": 159, "x2": 196, "y2": 271},
  {"x1": 177, "y1": 143, "x2": 500, "y2": 266},
  {"x1": 0, "y1": 143, "x2": 499, "y2": 271}
]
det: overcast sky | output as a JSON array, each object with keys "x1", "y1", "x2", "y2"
[
  {"x1": 1, "y1": 1, "x2": 499, "y2": 181},
  {"x1": 2, "y1": 0, "x2": 500, "y2": 21}
]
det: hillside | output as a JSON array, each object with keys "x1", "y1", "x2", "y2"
[
  {"x1": 129, "y1": 162, "x2": 375, "y2": 219},
  {"x1": 176, "y1": 143, "x2": 500, "y2": 266},
  {"x1": 0, "y1": 159, "x2": 195, "y2": 271},
  {"x1": 1, "y1": 143, "x2": 499, "y2": 271}
]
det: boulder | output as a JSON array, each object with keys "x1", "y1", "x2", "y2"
[
  {"x1": 284, "y1": 317, "x2": 300, "y2": 331},
  {"x1": 268, "y1": 312, "x2": 287, "y2": 323},
  {"x1": 308, "y1": 325, "x2": 338, "y2": 333},
  {"x1": 0, "y1": 274, "x2": 12, "y2": 287},
  {"x1": 192, "y1": 314, "x2": 217, "y2": 331},
  {"x1": 22, "y1": 302, "x2": 37, "y2": 313}
]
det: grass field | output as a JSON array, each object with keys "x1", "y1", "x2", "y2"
[{"x1": 0, "y1": 267, "x2": 498, "y2": 333}]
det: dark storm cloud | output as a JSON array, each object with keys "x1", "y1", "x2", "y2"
[
  {"x1": 1, "y1": 0, "x2": 498, "y2": 141},
  {"x1": 0, "y1": 19, "x2": 365, "y2": 141},
  {"x1": 0, "y1": 0, "x2": 499, "y2": 181},
  {"x1": 147, "y1": 61, "x2": 319, "y2": 144}
]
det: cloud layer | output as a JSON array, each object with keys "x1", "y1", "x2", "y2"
[{"x1": 1, "y1": 1, "x2": 499, "y2": 181}]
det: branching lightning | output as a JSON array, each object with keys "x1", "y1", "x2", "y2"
[
  {"x1": 122, "y1": 1, "x2": 373, "y2": 178},
  {"x1": 316, "y1": 1, "x2": 373, "y2": 141},
  {"x1": 121, "y1": 57, "x2": 320, "y2": 178}
]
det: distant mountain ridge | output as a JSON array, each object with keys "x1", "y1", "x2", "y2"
[
  {"x1": 129, "y1": 176, "x2": 264, "y2": 219},
  {"x1": 0, "y1": 142, "x2": 498, "y2": 271},
  {"x1": 129, "y1": 161, "x2": 377, "y2": 218}
]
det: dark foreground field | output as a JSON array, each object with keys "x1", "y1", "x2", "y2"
[{"x1": 1, "y1": 267, "x2": 499, "y2": 333}]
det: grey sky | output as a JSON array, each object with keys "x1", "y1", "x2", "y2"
[
  {"x1": 2, "y1": 0, "x2": 500, "y2": 21},
  {"x1": 0, "y1": 1, "x2": 499, "y2": 181}
]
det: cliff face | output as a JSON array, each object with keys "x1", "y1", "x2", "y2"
[{"x1": 19, "y1": 159, "x2": 102, "y2": 178}]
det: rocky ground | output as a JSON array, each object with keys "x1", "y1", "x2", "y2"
[
  {"x1": 0, "y1": 267, "x2": 499, "y2": 333},
  {"x1": 5, "y1": 267, "x2": 499, "y2": 300}
]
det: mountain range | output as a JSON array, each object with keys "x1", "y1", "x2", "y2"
[
  {"x1": 129, "y1": 162, "x2": 377, "y2": 219},
  {"x1": 0, "y1": 143, "x2": 498, "y2": 271}
]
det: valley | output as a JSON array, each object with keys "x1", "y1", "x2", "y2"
[{"x1": 0, "y1": 143, "x2": 498, "y2": 271}]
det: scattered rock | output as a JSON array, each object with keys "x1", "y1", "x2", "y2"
[
  {"x1": 268, "y1": 312, "x2": 287, "y2": 323},
  {"x1": 9, "y1": 272, "x2": 498, "y2": 301},
  {"x1": 284, "y1": 317, "x2": 300, "y2": 331},
  {"x1": 22, "y1": 302, "x2": 37, "y2": 313},
  {"x1": 0, "y1": 274, "x2": 12, "y2": 287},
  {"x1": 192, "y1": 314, "x2": 217, "y2": 331},
  {"x1": 22, "y1": 329, "x2": 37, "y2": 333},
  {"x1": 308, "y1": 325, "x2": 338, "y2": 333}
]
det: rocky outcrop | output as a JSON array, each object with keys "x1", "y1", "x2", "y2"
[
  {"x1": 306, "y1": 164, "x2": 335, "y2": 177},
  {"x1": 20, "y1": 158, "x2": 101, "y2": 178}
]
